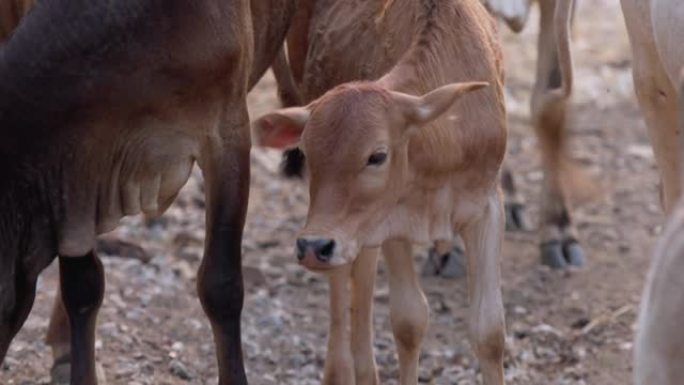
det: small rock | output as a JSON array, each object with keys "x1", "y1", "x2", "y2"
[{"x1": 169, "y1": 359, "x2": 194, "y2": 381}]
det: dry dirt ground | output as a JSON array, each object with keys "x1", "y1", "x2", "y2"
[{"x1": 0, "y1": 1, "x2": 663, "y2": 384}]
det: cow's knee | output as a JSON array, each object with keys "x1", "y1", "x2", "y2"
[
  {"x1": 197, "y1": 265, "x2": 244, "y2": 326},
  {"x1": 391, "y1": 292, "x2": 428, "y2": 353}
]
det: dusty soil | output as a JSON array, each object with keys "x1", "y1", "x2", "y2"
[{"x1": 0, "y1": 1, "x2": 661, "y2": 384}]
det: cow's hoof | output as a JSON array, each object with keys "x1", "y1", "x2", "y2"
[
  {"x1": 563, "y1": 239, "x2": 585, "y2": 266},
  {"x1": 440, "y1": 246, "x2": 466, "y2": 279},
  {"x1": 421, "y1": 246, "x2": 466, "y2": 279},
  {"x1": 50, "y1": 355, "x2": 107, "y2": 385},
  {"x1": 505, "y1": 202, "x2": 528, "y2": 232},
  {"x1": 540, "y1": 240, "x2": 567, "y2": 269},
  {"x1": 421, "y1": 248, "x2": 441, "y2": 277}
]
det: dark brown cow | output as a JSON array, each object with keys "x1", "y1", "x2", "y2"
[{"x1": 0, "y1": 0, "x2": 295, "y2": 384}]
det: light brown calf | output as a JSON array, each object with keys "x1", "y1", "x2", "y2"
[
  {"x1": 275, "y1": 0, "x2": 580, "y2": 272},
  {"x1": 254, "y1": 1, "x2": 508, "y2": 384},
  {"x1": 620, "y1": 0, "x2": 684, "y2": 383}
]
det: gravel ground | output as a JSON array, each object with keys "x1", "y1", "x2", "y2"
[{"x1": 0, "y1": 1, "x2": 661, "y2": 384}]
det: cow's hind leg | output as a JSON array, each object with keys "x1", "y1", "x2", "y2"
[
  {"x1": 0, "y1": 263, "x2": 39, "y2": 363},
  {"x1": 532, "y1": 0, "x2": 585, "y2": 268},
  {"x1": 58, "y1": 251, "x2": 105, "y2": 385},
  {"x1": 461, "y1": 192, "x2": 506, "y2": 385},
  {"x1": 382, "y1": 238, "x2": 429, "y2": 385}
]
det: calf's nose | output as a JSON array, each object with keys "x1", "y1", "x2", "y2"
[{"x1": 296, "y1": 237, "x2": 336, "y2": 262}]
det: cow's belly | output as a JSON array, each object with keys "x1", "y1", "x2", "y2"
[{"x1": 58, "y1": 128, "x2": 200, "y2": 257}]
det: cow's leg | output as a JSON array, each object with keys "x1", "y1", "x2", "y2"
[
  {"x1": 272, "y1": 47, "x2": 303, "y2": 107},
  {"x1": 621, "y1": 0, "x2": 681, "y2": 214},
  {"x1": 531, "y1": 0, "x2": 584, "y2": 268},
  {"x1": 350, "y1": 248, "x2": 379, "y2": 385},
  {"x1": 45, "y1": 291, "x2": 72, "y2": 384},
  {"x1": 382, "y1": 238, "x2": 429, "y2": 385},
  {"x1": 196, "y1": 107, "x2": 251, "y2": 385},
  {"x1": 323, "y1": 264, "x2": 355, "y2": 385},
  {"x1": 0, "y1": 262, "x2": 39, "y2": 363},
  {"x1": 501, "y1": 168, "x2": 528, "y2": 231},
  {"x1": 460, "y1": 192, "x2": 505, "y2": 385},
  {"x1": 58, "y1": 251, "x2": 105, "y2": 385},
  {"x1": 421, "y1": 238, "x2": 466, "y2": 279}
]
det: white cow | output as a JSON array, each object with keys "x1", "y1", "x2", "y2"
[{"x1": 620, "y1": 0, "x2": 684, "y2": 384}]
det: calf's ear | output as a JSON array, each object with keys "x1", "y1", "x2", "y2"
[
  {"x1": 252, "y1": 107, "x2": 311, "y2": 148},
  {"x1": 391, "y1": 81, "x2": 488, "y2": 128}
]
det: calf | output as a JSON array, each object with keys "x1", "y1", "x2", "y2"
[
  {"x1": 254, "y1": 1, "x2": 509, "y2": 383},
  {"x1": 275, "y1": 0, "x2": 580, "y2": 272},
  {"x1": 620, "y1": 0, "x2": 684, "y2": 383},
  {"x1": 0, "y1": 0, "x2": 296, "y2": 384}
]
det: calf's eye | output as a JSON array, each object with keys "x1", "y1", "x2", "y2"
[{"x1": 367, "y1": 152, "x2": 388, "y2": 166}]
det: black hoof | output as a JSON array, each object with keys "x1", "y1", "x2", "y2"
[
  {"x1": 540, "y1": 240, "x2": 567, "y2": 269},
  {"x1": 421, "y1": 246, "x2": 466, "y2": 279},
  {"x1": 563, "y1": 239, "x2": 586, "y2": 266},
  {"x1": 440, "y1": 246, "x2": 466, "y2": 279},
  {"x1": 505, "y1": 202, "x2": 528, "y2": 232}
]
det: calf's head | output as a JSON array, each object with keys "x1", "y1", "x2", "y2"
[{"x1": 253, "y1": 81, "x2": 486, "y2": 270}]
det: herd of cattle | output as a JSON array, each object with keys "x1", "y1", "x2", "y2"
[{"x1": 0, "y1": 0, "x2": 682, "y2": 384}]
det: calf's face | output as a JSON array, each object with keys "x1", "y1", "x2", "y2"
[{"x1": 253, "y1": 81, "x2": 486, "y2": 270}]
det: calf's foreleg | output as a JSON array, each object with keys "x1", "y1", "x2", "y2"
[
  {"x1": 461, "y1": 192, "x2": 506, "y2": 385},
  {"x1": 382, "y1": 238, "x2": 429, "y2": 385}
]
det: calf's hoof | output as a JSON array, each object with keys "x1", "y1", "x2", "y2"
[
  {"x1": 421, "y1": 245, "x2": 466, "y2": 279},
  {"x1": 540, "y1": 238, "x2": 586, "y2": 269},
  {"x1": 505, "y1": 202, "x2": 528, "y2": 232}
]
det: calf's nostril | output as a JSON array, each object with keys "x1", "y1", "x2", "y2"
[
  {"x1": 296, "y1": 238, "x2": 308, "y2": 260},
  {"x1": 319, "y1": 239, "x2": 335, "y2": 257}
]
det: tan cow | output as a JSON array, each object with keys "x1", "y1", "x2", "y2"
[
  {"x1": 275, "y1": 0, "x2": 580, "y2": 272},
  {"x1": 254, "y1": 1, "x2": 510, "y2": 384},
  {"x1": 620, "y1": 0, "x2": 684, "y2": 383}
]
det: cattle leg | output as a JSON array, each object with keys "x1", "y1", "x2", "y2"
[
  {"x1": 272, "y1": 47, "x2": 303, "y2": 107},
  {"x1": 460, "y1": 192, "x2": 505, "y2": 385},
  {"x1": 45, "y1": 290, "x2": 72, "y2": 384},
  {"x1": 0, "y1": 264, "x2": 38, "y2": 363},
  {"x1": 196, "y1": 113, "x2": 251, "y2": 385},
  {"x1": 382, "y1": 238, "x2": 429, "y2": 385},
  {"x1": 350, "y1": 248, "x2": 379, "y2": 385},
  {"x1": 421, "y1": 239, "x2": 466, "y2": 279},
  {"x1": 323, "y1": 264, "x2": 355, "y2": 385},
  {"x1": 621, "y1": 0, "x2": 681, "y2": 214},
  {"x1": 531, "y1": 0, "x2": 585, "y2": 268},
  {"x1": 59, "y1": 252, "x2": 105, "y2": 385},
  {"x1": 501, "y1": 169, "x2": 528, "y2": 231}
]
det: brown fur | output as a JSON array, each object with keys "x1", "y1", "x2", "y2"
[{"x1": 254, "y1": 1, "x2": 508, "y2": 383}]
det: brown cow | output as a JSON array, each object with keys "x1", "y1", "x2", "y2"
[
  {"x1": 254, "y1": 1, "x2": 510, "y2": 383},
  {"x1": 273, "y1": 0, "x2": 580, "y2": 273},
  {"x1": 0, "y1": 1, "x2": 298, "y2": 383},
  {"x1": 0, "y1": 0, "x2": 296, "y2": 384}
]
